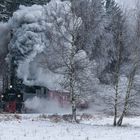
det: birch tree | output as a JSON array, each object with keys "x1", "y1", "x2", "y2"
[
  {"x1": 105, "y1": 0, "x2": 129, "y2": 126},
  {"x1": 116, "y1": 1, "x2": 140, "y2": 126},
  {"x1": 43, "y1": 0, "x2": 85, "y2": 122},
  {"x1": 42, "y1": 0, "x2": 101, "y2": 122}
]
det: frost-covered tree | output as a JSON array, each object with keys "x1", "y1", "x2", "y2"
[
  {"x1": 71, "y1": 0, "x2": 119, "y2": 84},
  {"x1": 105, "y1": 0, "x2": 128, "y2": 78},
  {"x1": 71, "y1": 0, "x2": 105, "y2": 54},
  {"x1": 104, "y1": 0, "x2": 140, "y2": 127},
  {"x1": 42, "y1": 0, "x2": 99, "y2": 122},
  {"x1": 105, "y1": 0, "x2": 129, "y2": 126},
  {"x1": 116, "y1": 1, "x2": 140, "y2": 126}
]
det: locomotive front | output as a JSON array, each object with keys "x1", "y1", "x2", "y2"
[{"x1": 0, "y1": 85, "x2": 23, "y2": 113}]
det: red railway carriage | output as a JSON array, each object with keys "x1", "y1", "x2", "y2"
[
  {"x1": 48, "y1": 90, "x2": 70, "y2": 107},
  {"x1": 48, "y1": 90, "x2": 89, "y2": 109}
]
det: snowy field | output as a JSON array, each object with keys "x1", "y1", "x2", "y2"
[{"x1": 0, "y1": 114, "x2": 140, "y2": 140}]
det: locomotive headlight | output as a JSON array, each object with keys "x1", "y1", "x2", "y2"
[
  {"x1": 17, "y1": 94, "x2": 21, "y2": 98},
  {"x1": 1, "y1": 95, "x2": 4, "y2": 98}
]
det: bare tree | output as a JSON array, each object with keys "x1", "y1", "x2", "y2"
[
  {"x1": 43, "y1": 1, "x2": 85, "y2": 122},
  {"x1": 105, "y1": 0, "x2": 128, "y2": 126},
  {"x1": 113, "y1": 33, "x2": 122, "y2": 126},
  {"x1": 116, "y1": 1, "x2": 140, "y2": 126},
  {"x1": 103, "y1": 0, "x2": 140, "y2": 127}
]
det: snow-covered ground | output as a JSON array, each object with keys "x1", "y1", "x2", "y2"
[{"x1": 0, "y1": 114, "x2": 140, "y2": 140}]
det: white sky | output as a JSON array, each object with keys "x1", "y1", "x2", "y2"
[{"x1": 116, "y1": 0, "x2": 137, "y2": 9}]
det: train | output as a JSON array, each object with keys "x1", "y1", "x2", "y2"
[
  {"x1": 0, "y1": 84, "x2": 88, "y2": 113},
  {"x1": 0, "y1": 85, "x2": 69, "y2": 113},
  {"x1": 0, "y1": 84, "x2": 47, "y2": 113}
]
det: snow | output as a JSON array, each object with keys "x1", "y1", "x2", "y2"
[
  {"x1": 0, "y1": 114, "x2": 140, "y2": 140},
  {"x1": 74, "y1": 50, "x2": 87, "y2": 62}
]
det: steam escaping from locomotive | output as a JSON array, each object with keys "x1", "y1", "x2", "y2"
[
  {"x1": 7, "y1": 0, "x2": 72, "y2": 90},
  {"x1": 24, "y1": 96, "x2": 71, "y2": 114}
]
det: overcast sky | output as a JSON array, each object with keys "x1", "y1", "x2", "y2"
[{"x1": 116, "y1": 0, "x2": 137, "y2": 9}]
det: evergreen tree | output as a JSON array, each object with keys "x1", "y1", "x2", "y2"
[
  {"x1": 105, "y1": 0, "x2": 128, "y2": 65},
  {"x1": 0, "y1": 0, "x2": 12, "y2": 21},
  {"x1": 71, "y1": 0, "x2": 118, "y2": 83},
  {"x1": 71, "y1": 0, "x2": 105, "y2": 54},
  {"x1": 0, "y1": 0, "x2": 50, "y2": 21},
  {"x1": 99, "y1": 0, "x2": 129, "y2": 84}
]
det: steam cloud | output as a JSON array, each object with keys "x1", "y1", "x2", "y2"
[{"x1": 24, "y1": 96, "x2": 71, "y2": 114}]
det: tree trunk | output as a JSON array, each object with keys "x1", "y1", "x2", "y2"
[
  {"x1": 72, "y1": 99, "x2": 77, "y2": 122},
  {"x1": 70, "y1": 68, "x2": 77, "y2": 123},
  {"x1": 113, "y1": 103, "x2": 117, "y2": 126},
  {"x1": 117, "y1": 67, "x2": 136, "y2": 126},
  {"x1": 117, "y1": 110, "x2": 125, "y2": 126},
  {"x1": 114, "y1": 81, "x2": 119, "y2": 126},
  {"x1": 69, "y1": 41, "x2": 77, "y2": 123},
  {"x1": 113, "y1": 58, "x2": 120, "y2": 126}
]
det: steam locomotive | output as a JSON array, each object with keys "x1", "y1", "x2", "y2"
[
  {"x1": 0, "y1": 85, "x2": 23, "y2": 113},
  {"x1": 0, "y1": 82, "x2": 49, "y2": 113}
]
